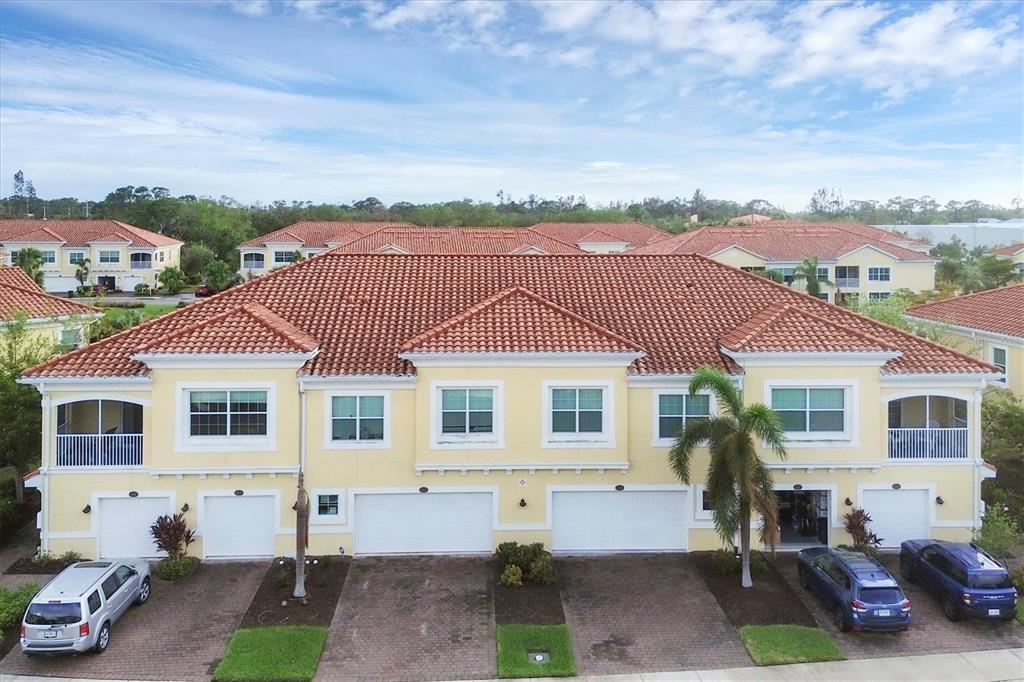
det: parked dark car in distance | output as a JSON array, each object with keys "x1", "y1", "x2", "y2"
[
  {"x1": 798, "y1": 546, "x2": 911, "y2": 632},
  {"x1": 900, "y1": 539, "x2": 1018, "y2": 622},
  {"x1": 194, "y1": 284, "x2": 213, "y2": 297}
]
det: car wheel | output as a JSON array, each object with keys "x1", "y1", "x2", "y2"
[
  {"x1": 900, "y1": 560, "x2": 915, "y2": 583},
  {"x1": 798, "y1": 566, "x2": 811, "y2": 591},
  {"x1": 135, "y1": 577, "x2": 151, "y2": 605},
  {"x1": 833, "y1": 605, "x2": 851, "y2": 632},
  {"x1": 92, "y1": 622, "x2": 111, "y2": 654},
  {"x1": 942, "y1": 595, "x2": 962, "y2": 622}
]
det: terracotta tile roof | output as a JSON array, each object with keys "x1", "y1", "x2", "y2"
[
  {"x1": 727, "y1": 213, "x2": 773, "y2": 225},
  {"x1": 333, "y1": 227, "x2": 584, "y2": 255},
  {"x1": 627, "y1": 223, "x2": 937, "y2": 262},
  {"x1": 991, "y1": 243, "x2": 1024, "y2": 257},
  {"x1": 401, "y1": 286, "x2": 643, "y2": 354},
  {"x1": 135, "y1": 302, "x2": 319, "y2": 355},
  {"x1": 0, "y1": 266, "x2": 100, "y2": 321},
  {"x1": 0, "y1": 220, "x2": 181, "y2": 248},
  {"x1": 22, "y1": 255, "x2": 994, "y2": 379},
  {"x1": 720, "y1": 304, "x2": 899, "y2": 353},
  {"x1": 529, "y1": 222, "x2": 671, "y2": 248},
  {"x1": 907, "y1": 284, "x2": 1024, "y2": 339},
  {"x1": 238, "y1": 221, "x2": 415, "y2": 249},
  {"x1": 754, "y1": 220, "x2": 931, "y2": 249}
]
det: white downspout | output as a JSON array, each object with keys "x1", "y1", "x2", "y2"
[
  {"x1": 299, "y1": 386, "x2": 307, "y2": 472},
  {"x1": 40, "y1": 385, "x2": 50, "y2": 553},
  {"x1": 973, "y1": 382, "x2": 984, "y2": 530}
]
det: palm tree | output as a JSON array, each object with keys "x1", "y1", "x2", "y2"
[
  {"x1": 668, "y1": 366, "x2": 788, "y2": 588},
  {"x1": 75, "y1": 257, "x2": 91, "y2": 289},
  {"x1": 792, "y1": 256, "x2": 834, "y2": 298},
  {"x1": 16, "y1": 247, "x2": 44, "y2": 288}
]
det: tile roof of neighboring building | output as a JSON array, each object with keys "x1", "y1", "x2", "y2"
[
  {"x1": 906, "y1": 284, "x2": 1024, "y2": 340},
  {"x1": 0, "y1": 220, "x2": 181, "y2": 248},
  {"x1": 401, "y1": 286, "x2": 643, "y2": 354},
  {"x1": 719, "y1": 304, "x2": 899, "y2": 353},
  {"x1": 135, "y1": 302, "x2": 319, "y2": 355},
  {"x1": 332, "y1": 226, "x2": 585, "y2": 255},
  {"x1": 991, "y1": 243, "x2": 1024, "y2": 257},
  {"x1": 529, "y1": 222, "x2": 671, "y2": 248},
  {"x1": 238, "y1": 221, "x2": 416, "y2": 249},
  {"x1": 727, "y1": 213, "x2": 773, "y2": 225},
  {"x1": 756, "y1": 220, "x2": 931, "y2": 249},
  {"x1": 0, "y1": 266, "x2": 100, "y2": 321},
  {"x1": 626, "y1": 223, "x2": 937, "y2": 262},
  {"x1": 22, "y1": 255, "x2": 994, "y2": 380}
]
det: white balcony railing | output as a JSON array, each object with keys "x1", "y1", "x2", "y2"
[
  {"x1": 887, "y1": 427, "x2": 968, "y2": 459},
  {"x1": 55, "y1": 434, "x2": 143, "y2": 467},
  {"x1": 130, "y1": 261, "x2": 152, "y2": 270},
  {"x1": 835, "y1": 277, "x2": 860, "y2": 288}
]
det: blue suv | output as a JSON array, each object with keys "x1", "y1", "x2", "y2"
[
  {"x1": 900, "y1": 540, "x2": 1019, "y2": 622},
  {"x1": 797, "y1": 547, "x2": 911, "y2": 632}
]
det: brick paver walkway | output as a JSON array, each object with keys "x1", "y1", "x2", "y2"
[
  {"x1": 557, "y1": 554, "x2": 752, "y2": 676},
  {"x1": 775, "y1": 553, "x2": 1024, "y2": 659},
  {"x1": 317, "y1": 556, "x2": 495, "y2": 682},
  {"x1": 0, "y1": 562, "x2": 264, "y2": 681}
]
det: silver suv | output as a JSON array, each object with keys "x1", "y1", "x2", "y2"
[{"x1": 20, "y1": 559, "x2": 151, "y2": 655}]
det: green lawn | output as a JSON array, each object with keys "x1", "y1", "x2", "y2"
[
  {"x1": 738, "y1": 625, "x2": 846, "y2": 666},
  {"x1": 98, "y1": 303, "x2": 178, "y2": 326},
  {"x1": 1016, "y1": 607, "x2": 1022, "y2": 625},
  {"x1": 496, "y1": 624, "x2": 576, "y2": 679},
  {"x1": 213, "y1": 626, "x2": 327, "y2": 682}
]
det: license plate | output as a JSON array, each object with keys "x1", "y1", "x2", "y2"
[
  {"x1": 875, "y1": 609, "x2": 891, "y2": 617},
  {"x1": 988, "y1": 608, "x2": 1001, "y2": 616},
  {"x1": 43, "y1": 630, "x2": 57, "y2": 639}
]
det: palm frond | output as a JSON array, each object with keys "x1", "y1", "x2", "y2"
[
  {"x1": 742, "y1": 403, "x2": 788, "y2": 461},
  {"x1": 688, "y1": 366, "x2": 743, "y2": 420}
]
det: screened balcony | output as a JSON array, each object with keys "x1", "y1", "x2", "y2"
[
  {"x1": 55, "y1": 400, "x2": 143, "y2": 467},
  {"x1": 887, "y1": 395, "x2": 967, "y2": 460}
]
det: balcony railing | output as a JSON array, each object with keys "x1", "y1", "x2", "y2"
[
  {"x1": 835, "y1": 277, "x2": 860, "y2": 288},
  {"x1": 130, "y1": 261, "x2": 152, "y2": 270},
  {"x1": 55, "y1": 434, "x2": 143, "y2": 467},
  {"x1": 887, "y1": 428, "x2": 968, "y2": 459}
]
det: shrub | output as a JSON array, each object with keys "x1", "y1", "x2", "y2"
[
  {"x1": 972, "y1": 506, "x2": 1023, "y2": 564},
  {"x1": 31, "y1": 550, "x2": 83, "y2": 571},
  {"x1": 1010, "y1": 566, "x2": 1024, "y2": 593},
  {"x1": 0, "y1": 583, "x2": 38, "y2": 630},
  {"x1": 158, "y1": 267, "x2": 188, "y2": 295},
  {"x1": 96, "y1": 301, "x2": 145, "y2": 309},
  {"x1": 154, "y1": 555, "x2": 200, "y2": 581},
  {"x1": 843, "y1": 508, "x2": 882, "y2": 552},
  {"x1": 527, "y1": 555, "x2": 555, "y2": 585},
  {"x1": 0, "y1": 497, "x2": 13, "y2": 525},
  {"x1": 836, "y1": 543, "x2": 879, "y2": 559},
  {"x1": 495, "y1": 541, "x2": 556, "y2": 587},
  {"x1": 150, "y1": 513, "x2": 196, "y2": 559},
  {"x1": 499, "y1": 563, "x2": 524, "y2": 587},
  {"x1": 709, "y1": 548, "x2": 769, "y2": 577},
  {"x1": 134, "y1": 283, "x2": 151, "y2": 296}
]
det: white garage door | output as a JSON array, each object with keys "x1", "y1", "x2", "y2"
[
  {"x1": 42, "y1": 276, "x2": 80, "y2": 293},
  {"x1": 204, "y1": 495, "x2": 276, "y2": 558},
  {"x1": 553, "y1": 490, "x2": 688, "y2": 552},
  {"x1": 354, "y1": 492, "x2": 492, "y2": 555},
  {"x1": 862, "y1": 489, "x2": 930, "y2": 547},
  {"x1": 98, "y1": 496, "x2": 171, "y2": 558},
  {"x1": 121, "y1": 275, "x2": 145, "y2": 291}
]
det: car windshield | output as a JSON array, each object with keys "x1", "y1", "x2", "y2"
[
  {"x1": 25, "y1": 602, "x2": 82, "y2": 625},
  {"x1": 969, "y1": 572, "x2": 1013, "y2": 589},
  {"x1": 858, "y1": 587, "x2": 904, "y2": 604}
]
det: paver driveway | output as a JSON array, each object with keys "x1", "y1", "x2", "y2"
[
  {"x1": 557, "y1": 554, "x2": 751, "y2": 676},
  {"x1": 776, "y1": 553, "x2": 1024, "y2": 659},
  {"x1": 316, "y1": 556, "x2": 495, "y2": 682},
  {"x1": 0, "y1": 562, "x2": 264, "y2": 681}
]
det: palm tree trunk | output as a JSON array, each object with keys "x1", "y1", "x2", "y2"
[
  {"x1": 740, "y1": 499, "x2": 752, "y2": 588},
  {"x1": 293, "y1": 472, "x2": 308, "y2": 599}
]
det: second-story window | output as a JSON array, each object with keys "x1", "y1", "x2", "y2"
[
  {"x1": 243, "y1": 253, "x2": 265, "y2": 269},
  {"x1": 771, "y1": 387, "x2": 845, "y2": 434},
  {"x1": 69, "y1": 252, "x2": 85, "y2": 265},
  {"x1": 99, "y1": 250, "x2": 120, "y2": 264},
  {"x1": 130, "y1": 253, "x2": 152, "y2": 269},
  {"x1": 441, "y1": 388, "x2": 493, "y2": 435},
  {"x1": 189, "y1": 390, "x2": 267, "y2": 437},
  {"x1": 543, "y1": 381, "x2": 615, "y2": 447},
  {"x1": 868, "y1": 266, "x2": 891, "y2": 282},
  {"x1": 41, "y1": 250, "x2": 56, "y2": 264},
  {"x1": 991, "y1": 346, "x2": 1007, "y2": 383},
  {"x1": 331, "y1": 395, "x2": 384, "y2": 442},
  {"x1": 657, "y1": 393, "x2": 710, "y2": 441},
  {"x1": 274, "y1": 251, "x2": 294, "y2": 264}
]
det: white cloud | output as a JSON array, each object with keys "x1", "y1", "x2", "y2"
[
  {"x1": 552, "y1": 46, "x2": 596, "y2": 67},
  {"x1": 534, "y1": 1, "x2": 609, "y2": 32},
  {"x1": 226, "y1": 1, "x2": 270, "y2": 17}
]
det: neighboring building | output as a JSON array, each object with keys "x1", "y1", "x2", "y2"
[
  {"x1": 991, "y1": 242, "x2": 1024, "y2": 275},
  {"x1": 628, "y1": 221, "x2": 938, "y2": 303},
  {"x1": 329, "y1": 226, "x2": 585, "y2": 255},
  {"x1": 529, "y1": 221, "x2": 671, "y2": 253},
  {"x1": 0, "y1": 267, "x2": 99, "y2": 351},
  {"x1": 0, "y1": 220, "x2": 183, "y2": 293},
  {"x1": 906, "y1": 284, "x2": 1024, "y2": 397},
  {"x1": 237, "y1": 221, "x2": 414, "y2": 278},
  {"x1": 726, "y1": 213, "x2": 773, "y2": 226},
  {"x1": 21, "y1": 253, "x2": 995, "y2": 560}
]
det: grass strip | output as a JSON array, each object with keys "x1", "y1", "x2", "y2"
[
  {"x1": 213, "y1": 625, "x2": 327, "y2": 681},
  {"x1": 497, "y1": 623, "x2": 576, "y2": 678},
  {"x1": 738, "y1": 624, "x2": 846, "y2": 666}
]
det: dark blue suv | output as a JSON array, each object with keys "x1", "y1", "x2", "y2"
[
  {"x1": 797, "y1": 547, "x2": 911, "y2": 632},
  {"x1": 900, "y1": 540, "x2": 1019, "y2": 622}
]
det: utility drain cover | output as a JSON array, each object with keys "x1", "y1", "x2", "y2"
[{"x1": 528, "y1": 651, "x2": 550, "y2": 664}]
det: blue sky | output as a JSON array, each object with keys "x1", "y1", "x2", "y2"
[{"x1": 0, "y1": 0, "x2": 1021, "y2": 209}]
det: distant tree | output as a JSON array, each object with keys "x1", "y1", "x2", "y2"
[
  {"x1": 792, "y1": 257, "x2": 834, "y2": 298},
  {"x1": 807, "y1": 187, "x2": 845, "y2": 217},
  {"x1": 291, "y1": 250, "x2": 305, "y2": 263},
  {"x1": 74, "y1": 257, "x2": 91, "y2": 289},
  {"x1": 157, "y1": 266, "x2": 187, "y2": 295},
  {"x1": 180, "y1": 244, "x2": 216, "y2": 283},
  {"x1": 203, "y1": 260, "x2": 236, "y2": 293},
  {"x1": 353, "y1": 197, "x2": 385, "y2": 213},
  {"x1": 16, "y1": 248, "x2": 44, "y2": 287}
]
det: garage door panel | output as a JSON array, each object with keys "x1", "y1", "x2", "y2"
[
  {"x1": 355, "y1": 492, "x2": 492, "y2": 554},
  {"x1": 204, "y1": 495, "x2": 276, "y2": 558},
  {"x1": 862, "y1": 489, "x2": 930, "y2": 548},
  {"x1": 99, "y1": 496, "x2": 171, "y2": 558},
  {"x1": 553, "y1": 490, "x2": 687, "y2": 552}
]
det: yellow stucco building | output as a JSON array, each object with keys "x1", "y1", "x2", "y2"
[
  {"x1": 21, "y1": 254, "x2": 996, "y2": 560},
  {"x1": 0, "y1": 266, "x2": 99, "y2": 352}
]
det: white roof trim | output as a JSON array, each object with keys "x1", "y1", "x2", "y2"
[
  {"x1": 627, "y1": 373, "x2": 742, "y2": 387},
  {"x1": 720, "y1": 347, "x2": 901, "y2": 366},
  {"x1": 374, "y1": 244, "x2": 412, "y2": 254},
  {"x1": 17, "y1": 376, "x2": 153, "y2": 390},
  {"x1": 880, "y1": 373, "x2": 1000, "y2": 386},
  {"x1": 132, "y1": 350, "x2": 318, "y2": 369},
  {"x1": 398, "y1": 351, "x2": 643, "y2": 367},
  {"x1": 298, "y1": 375, "x2": 417, "y2": 389},
  {"x1": 903, "y1": 315, "x2": 1024, "y2": 345},
  {"x1": 835, "y1": 242, "x2": 938, "y2": 263}
]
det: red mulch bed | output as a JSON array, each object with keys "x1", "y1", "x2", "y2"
[
  {"x1": 494, "y1": 561, "x2": 565, "y2": 625},
  {"x1": 692, "y1": 551, "x2": 817, "y2": 628},
  {"x1": 239, "y1": 556, "x2": 350, "y2": 628}
]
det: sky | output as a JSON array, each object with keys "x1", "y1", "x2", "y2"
[{"x1": 0, "y1": 0, "x2": 1021, "y2": 210}]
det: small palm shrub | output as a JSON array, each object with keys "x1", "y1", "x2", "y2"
[
  {"x1": 153, "y1": 556, "x2": 200, "y2": 581},
  {"x1": 498, "y1": 563, "x2": 524, "y2": 587},
  {"x1": 150, "y1": 513, "x2": 196, "y2": 559},
  {"x1": 843, "y1": 508, "x2": 882, "y2": 553},
  {"x1": 709, "y1": 549, "x2": 769, "y2": 577}
]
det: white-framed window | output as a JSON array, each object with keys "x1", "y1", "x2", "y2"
[
  {"x1": 816, "y1": 266, "x2": 829, "y2": 281},
  {"x1": 766, "y1": 381, "x2": 856, "y2": 445},
  {"x1": 769, "y1": 267, "x2": 796, "y2": 284},
  {"x1": 324, "y1": 391, "x2": 390, "y2": 449},
  {"x1": 816, "y1": 293, "x2": 830, "y2": 302},
  {"x1": 867, "y1": 266, "x2": 891, "y2": 282},
  {"x1": 9, "y1": 250, "x2": 19, "y2": 264},
  {"x1": 41, "y1": 250, "x2": 56, "y2": 264},
  {"x1": 991, "y1": 346, "x2": 1008, "y2": 383},
  {"x1": 273, "y1": 251, "x2": 294, "y2": 264},
  {"x1": 99, "y1": 250, "x2": 120, "y2": 264},
  {"x1": 69, "y1": 252, "x2": 85, "y2": 265},
  {"x1": 694, "y1": 485, "x2": 714, "y2": 520},
  {"x1": 175, "y1": 382, "x2": 276, "y2": 452},
  {"x1": 868, "y1": 292, "x2": 890, "y2": 300},
  {"x1": 543, "y1": 380, "x2": 614, "y2": 447},
  {"x1": 430, "y1": 381, "x2": 504, "y2": 449},
  {"x1": 130, "y1": 252, "x2": 152, "y2": 269},
  {"x1": 59, "y1": 328, "x2": 82, "y2": 350},
  {"x1": 159, "y1": 251, "x2": 165, "y2": 262},
  {"x1": 653, "y1": 390, "x2": 712, "y2": 445},
  {"x1": 311, "y1": 488, "x2": 345, "y2": 524},
  {"x1": 243, "y1": 252, "x2": 265, "y2": 269}
]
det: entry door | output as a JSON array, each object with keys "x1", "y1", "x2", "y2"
[
  {"x1": 203, "y1": 495, "x2": 276, "y2": 558},
  {"x1": 862, "y1": 489, "x2": 930, "y2": 547},
  {"x1": 98, "y1": 496, "x2": 171, "y2": 558},
  {"x1": 552, "y1": 490, "x2": 688, "y2": 552},
  {"x1": 354, "y1": 492, "x2": 493, "y2": 554},
  {"x1": 97, "y1": 276, "x2": 116, "y2": 290}
]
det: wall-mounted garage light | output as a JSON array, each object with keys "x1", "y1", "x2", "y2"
[
  {"x1": 181, "y1": 503, "x2": 189, "y2": 513},
  {"x1": 519, "y1": 498, "x2": 527, "y2": 508},
  {"x1": 128, "y1": 490, "x2": 139, "y2": 498},
  {"x1": 844, "y1": 497, "x2": 853, "y2": 507},
  {"x1": 793, "y1": 484, "x2": 803, "y2": 491},
  {"x1": 936, "y1": 496, "x2": 944, "y2": 505},
  {"x1": 891, "y1": 483, "x2": 901, "y2": 490},
  {"x1": 233, "y1": 489, "x2": 244, "y2": 496},
  {"x1": 82, "y1": 504, "x2": 91, "y2": 514},
  {"x1": 418, "y1": 486, "x2": 429, "y2": 493},
  {"x1": 614, "y1": 484, "x2": 625, "y2": 491}
]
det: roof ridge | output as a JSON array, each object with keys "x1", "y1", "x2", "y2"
[
  {"x1": 134, "y1": 302, "x2": 317, "y2": 354},
  {"x1": 0, "y1": 279, "x2": 101, "y2": 315},
  {"x1": 909, "y1": 283, "x2": 1024, "y2": 312}
]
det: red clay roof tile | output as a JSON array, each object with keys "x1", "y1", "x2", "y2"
[
  {"x1": 720, "y1": 304, "x2": 900, "y2": 353},
  {"x1": 0, "y1": 267, "x2": 100, "y2": 321},
  {"x1": 238, "y1": 221, "x2": 415, "y2": 249},
  {"x1": 0, "y1": 220, "x2": 180, "y2": 248},
  {"x1": 530, "y1": 222, "x2": 671, "y2": 249},
  {"x1": 334, "y1": 227, "x2": 585, "y2": 255},
  {"x1": 907, "y1": 284, "x2": 1024, "y2": 339}
]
